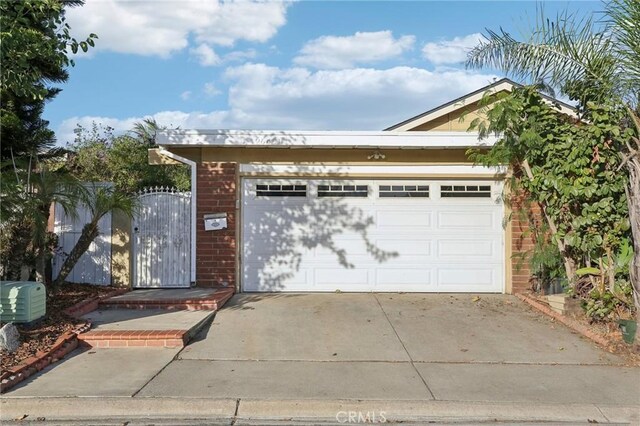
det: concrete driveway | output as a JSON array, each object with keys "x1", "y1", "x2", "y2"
[
  {"x1": 140, "y1": 293, "x2": 638, "y2": 404},
  {"x1": 4, "y1": 293, "x2": 639, "y2": 424}
]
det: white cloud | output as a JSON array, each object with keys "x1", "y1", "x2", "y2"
[
  {"x1": 194, "y1": 0, "x2": 288, "y2": 47},
  {"x1": 190, "y1": 44, "x2": 220, "y2": 66},
  {"x1": 203, "y1": 82, "x2": 221, "y2": 97},
  {"x1": 422, "y1": 33, "x2": 484, "y2": 65},
  {"x1": 58, "y1": 115, "x2": 139, "y2": 145},
  {"x1": 57, "y1": 65, "x2": 498, "y2": 143},
  {"x1": 66, "y1": 0, "x2": 290, "y2": 58},
  {"x1": 57, "y1": 111, "x2": 234, "y2": 146},
  {"x1": 222, "y1": 64, "x2": 498, "y2": 129},
  {"x1": 294, "y1": 31, "x2": 415, "y2": 69},
  {"x1": 180, "y1": 91, "x2": 192, "y2": 101},
  {"x1": 191, "y1": 45, "x2": 258, "y2": 67},
  {"x1": 224, "y1": 49, "x2": 257, "y2": 63}
]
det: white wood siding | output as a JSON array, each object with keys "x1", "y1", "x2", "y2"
[{"x1": 53, "y1": 203, "x2": 112, "y2": 286}]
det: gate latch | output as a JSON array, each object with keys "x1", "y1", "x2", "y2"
[{"x1": 204, "y1": 213, "x2": 228, "y2": 231}]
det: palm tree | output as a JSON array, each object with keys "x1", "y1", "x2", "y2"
[
  {"x1": 52, "y1": 185, "x2": 137, "y2": 286},
  {"x1": 130, "y1": 118, "x2": 162, "y2": 146},
  {"x1": 466, "y1": 0, "x2": 640, "y2": 310},
  {"x1": 1, "y1": 154, "x2": 85, "y2": 281}
]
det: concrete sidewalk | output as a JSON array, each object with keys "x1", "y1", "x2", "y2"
[
  {"x1": 2, "y1": 293, "x2": 638, "y2": 424},
  {"x1": 1, "y1": 397, "x2": 638, "y2": 424}
]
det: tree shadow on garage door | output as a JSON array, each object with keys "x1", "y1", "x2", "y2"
[{"x1": 243, "y1": 173, "x2": 399, "y2": 291}]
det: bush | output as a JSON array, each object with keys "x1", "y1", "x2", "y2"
[{"x1": 67, "y1": 122, "x2": 189, "y2": 194}]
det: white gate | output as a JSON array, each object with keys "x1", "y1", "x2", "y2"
[
  {"x1": 53, "y1": 187, "x2": 112, "y2": 286},
  {"x1": 133, "y1": 187, "x2": 191, "y2": 288}
]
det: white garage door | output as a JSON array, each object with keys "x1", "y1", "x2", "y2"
[{"x1": 242, "y1": 179, "x2": 504, "y2": 293}]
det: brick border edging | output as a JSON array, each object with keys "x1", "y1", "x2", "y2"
[
  {"x1": 99, "y1": 301, "x2": 218, "y2": 310},
  {"x1": 515, "y1": 293, "x2": 615, "y2": 348},
  {"x1": 98, "y1": 287, "x2": 235, "y2": 311},
  {"x1": 0, "y1": 329, "x2": 78, "y2": 393},
  {"x1": 64, "y1": 288, "x2": 129, "y2": 317},
  {"x1": 1, "y1": 288, "x2": 126, "y2": 393}
]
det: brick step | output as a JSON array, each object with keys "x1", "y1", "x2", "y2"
[
  {"x1": 78, "y1": 330, "x2": 188, "y2": 348},
  {"x1": 98, "y1": 287, "x2": 235, "y2": 311},
  {"x1": 79, "y1": 308, "x2": 217, "y2": 349},
  {"x1": 98, "y1": 301, "x2": 218, "y2": 310}
]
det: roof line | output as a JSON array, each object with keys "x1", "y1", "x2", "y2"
[{"x1": 383, "y1": 77, "x2": 577, "y2": 131}]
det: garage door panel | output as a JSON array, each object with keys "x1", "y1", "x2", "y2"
[
  {"x1": 243, "y1": 264, "x2": 310, "y2": 292},
  {"x1": 314, "y1": 268, "x2": 369, "y2": 286},
  {"x1": 245, "y1": 240, "x2": 315, "y2": 258},
  {"x1": 242, "y1": 178, "x2": 504, "y2": 293},
  {"x1": 312, "y1": 235, "x2": 371, "y2": 258},
  {"x1": 376, "y1": 268, "x2": 432, "y2": 286},
  {"x1": 437, "y1": 266, "x2": 498, "y2": 287},
  {"x1": 437, "y1": 211, "x2": 496, "y2": 229},
  {"x1": 374, "y1": 238, "x2": 432, "y2": 257},
  {"x1": 376, "y1": 210, "x2": 432, "y2": 228},
  {"x1": 437, "y1": 239, "x2": 498, "y2": 259}
]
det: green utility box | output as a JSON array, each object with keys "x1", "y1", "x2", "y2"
[{"x1": 0, "y1": 281, "x2": 46, "y2": 323}]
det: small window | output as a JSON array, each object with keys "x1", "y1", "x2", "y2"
[
  {"x1": 379, "y1": 184, "x2": 430, "y2": 198},
  {"x1": 318, "y1": 184, "x2": 368, "y2": 197},
  {"x1": 256, "y1": 183, "x2": 307, "y2": 197},
  {"x1": 441, "y1": 184, "x2": 491, "y2": 198}
]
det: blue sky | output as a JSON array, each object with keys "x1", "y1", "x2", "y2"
[{"x1": 50, "y1": 0, "x2": 602, "y2": 145}]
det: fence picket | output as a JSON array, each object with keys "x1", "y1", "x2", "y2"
[{"x1": 52, "y1": 186, "x2": 112, "y2": 286}]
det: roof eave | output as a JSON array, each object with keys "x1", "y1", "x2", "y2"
[
  {"x1": 156, "y1": 130, "x2": 498, "y2": 150},
  {"x1": 384, "y1": 78, "x2": 578, "y2": 131}
]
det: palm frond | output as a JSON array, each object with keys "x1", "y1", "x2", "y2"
[
  {"x1": 130, "y1": 118, "x2": 164, "y2": 146},
  {"x1": 85, "y1": 186, "x2": 138, "y2": 225},
  {"x1": 467, "y1": 8, "x2": 622, "y2": 103},
  {"x1": 605, "y1": 0, "x2": 640, "y2": 108}
]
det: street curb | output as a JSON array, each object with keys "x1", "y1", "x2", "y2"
[
  {"x1": 0, "y1": 397, "x2": 237, "y2": 422},
  {"x1": 0, "y1": 397, "x2": 637, "y2": 424},
  {"x1": 237, "y1": 399, "x2": 640, "y2": 424},
  {"x1": 515, "y1": 293, "x2": 615, "y2": 348}
]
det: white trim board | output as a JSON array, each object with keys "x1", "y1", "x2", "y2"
[
  {"x1": 156, "y1": 148, "x2": 197, "y2": 283},
  {"x1": 239, "y1": 164, "x2": 506, "y2": 176},
  {"x1": 387, "y1": 79, "x2": 578, "y2": 132},
  {"x1": 156, "y1": 130, "x2": 498, "y2": 149}
]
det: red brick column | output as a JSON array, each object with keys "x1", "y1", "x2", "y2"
[
  {"x1": 510, "y1": 197, "x2": 543, "y2": 293},
  {"x1": 196, "y1": 162, "x2": 237, "y2": 288}
]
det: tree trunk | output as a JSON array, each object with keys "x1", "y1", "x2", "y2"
[
  {"x1": 34, "y1": 253, "x2": 46, "y2": 283},
  {"x1": 2, "y1": 221, "x2": 33, "y2": 281},
  {"x1": 34, "y1": 204, "x2": 52, "y2": 283},
  {"x1": 629, "y1": 163, "x2": 640, "y2": 301},
  {"x1": 521, "y1": 160, "x2": 577, "y2": 283},
  {"x1": 53, "y1": 222, "x2": 100, "y2": 286},
  {"x1": 625, "y1": 142, "x2": 640, "y2": 336}
]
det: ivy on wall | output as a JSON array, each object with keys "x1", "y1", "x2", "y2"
[{"x1": 469, "y1": 86, "x2": 634, "y2": 319}]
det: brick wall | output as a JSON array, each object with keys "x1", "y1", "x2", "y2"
[
  {"x1": 196, "y1": 162, "x2": 237, "y2": 287},
  {"x1": 510, "y1": 195, "x2": 543, "y2": 293}
]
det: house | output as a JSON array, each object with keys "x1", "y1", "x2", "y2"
[{"x1": 144, "y1": 78, "x2": 576, "y2": 294}]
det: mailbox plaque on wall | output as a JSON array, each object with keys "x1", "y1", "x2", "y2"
[{"x1": 204, "y1": 213, "x2": 228, "y2": 231}]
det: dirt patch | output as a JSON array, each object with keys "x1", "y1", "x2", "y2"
[
  {"x1": 566, "y1": 310, "x2": 640, "y2": 365},
  {"x1": 1, "y1": 283, "x2": 116, "y2": 373},
  {"x1": 522, "y1": 293, "x2": 640, "y2": 366}
]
